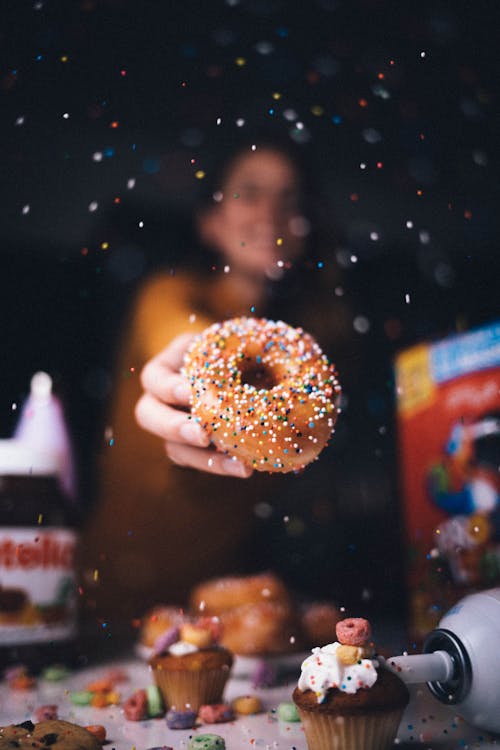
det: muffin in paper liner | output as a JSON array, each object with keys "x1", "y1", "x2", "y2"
[
  {"x1": 292, "y1": 617, "x2": 409, "y2": 750},
  {"x1": 150, "y1": 649, "x2": 232, "y2": 712},
  {"x1": 294, "y1": 700, "x2": 406, "y2": 750}
]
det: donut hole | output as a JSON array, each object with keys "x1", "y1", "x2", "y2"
[{"x1": 240, "y1": 360, "x2": 277, "y2": 390}]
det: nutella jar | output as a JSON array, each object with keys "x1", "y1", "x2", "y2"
[{"x1": 0, "y1": 440, "x2": 78, "y2": 672}]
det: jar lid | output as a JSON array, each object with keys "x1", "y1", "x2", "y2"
[{"x1": 0, "y1": 439, "x2": 61, "y2": 476}]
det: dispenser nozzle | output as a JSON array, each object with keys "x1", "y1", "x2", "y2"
[{"x1": 384, "y1": 650, "x2": 455, "y2": 684}]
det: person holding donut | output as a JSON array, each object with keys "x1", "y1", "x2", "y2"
[{"x1": 80, "y1": 128, "x2": 370, "y2": 634}]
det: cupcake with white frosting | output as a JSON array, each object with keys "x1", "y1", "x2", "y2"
[
  {"x1": 292, "y1": 617, "x2": 409, "y2": 750},
  {"x1": 149, "y1": 619, "x2": 233, "y2": 713}
]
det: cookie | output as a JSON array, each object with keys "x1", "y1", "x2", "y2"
[{"x1": 0, "y1": 719, "x2": 101, "y2": 749}]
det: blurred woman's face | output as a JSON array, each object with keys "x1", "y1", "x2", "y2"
[{"x1": 199, "y1": 148, "x2": 307, "y2": 280}]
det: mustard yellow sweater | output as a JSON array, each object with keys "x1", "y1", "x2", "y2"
[
  {"x1": 81, "y1": 272, "x2": 274, "y2": 626},
  {"x1": 80, "y1": 268, "x2": 353, "y2": 628}
]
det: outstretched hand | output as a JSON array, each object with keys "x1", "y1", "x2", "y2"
[{"x1": 135, "y1": 332, "x2": 253, "y2": 478}]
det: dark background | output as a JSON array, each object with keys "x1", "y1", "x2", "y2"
[{"x1": 0, "y1": 0, "x2": 498, "y2": 615}]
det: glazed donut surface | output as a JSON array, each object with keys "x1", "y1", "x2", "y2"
[
  {"x1": 218, "y1": 601, "x2": 302, "y2": 656},
  {"x1": 183, "y1": 317, "x2": 340, "y2": 473},
  {"x1": 190, "y1": 572, "x2": 291, "y2": 615}
]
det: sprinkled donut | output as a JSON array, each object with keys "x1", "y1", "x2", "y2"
[{"x1": 183, "y1": 317, "x2": 341, "y2": 473}]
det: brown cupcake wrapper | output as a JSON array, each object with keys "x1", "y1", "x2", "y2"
[
  {"x1": 151, "y1": 666, "x2": 230, "y2": 713},
  {"x1": 295, "y1": 705, "x2": 405, "y2": 750}
]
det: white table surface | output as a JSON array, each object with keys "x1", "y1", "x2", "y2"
[{"x1": 1, "y1": 656, "x2": 499, "y2": 749}]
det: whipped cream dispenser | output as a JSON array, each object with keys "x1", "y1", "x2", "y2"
[{"x1": 386, "y1": 588, "x2": 500, "y2": 734}]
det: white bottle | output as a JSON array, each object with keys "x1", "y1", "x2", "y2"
[
  {"x1": 14, "y1": 371, "x2": 76, "y2": 501},
  {"x1": 387, "y1": 588, "x2": 500, "y2": 734}
]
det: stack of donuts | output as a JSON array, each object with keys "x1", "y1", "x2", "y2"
[{"x1": 140, "y1": 572, "x2": 341, "y2": 657}]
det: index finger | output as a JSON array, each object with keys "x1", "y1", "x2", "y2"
[
  {"x1": 154, "y1": 331, "x2": 197, "y2": 371},
  {"x1": 140, "y1": 332, "x2": 196, "y2": 404}
]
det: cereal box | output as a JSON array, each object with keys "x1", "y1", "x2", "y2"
[{"x1": 395, "y1": 320, "x2": 500, "y2": 640}]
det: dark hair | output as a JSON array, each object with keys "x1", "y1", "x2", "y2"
[{"x1": 198, "y1": 127, "x2": 314, "y2": 201}]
